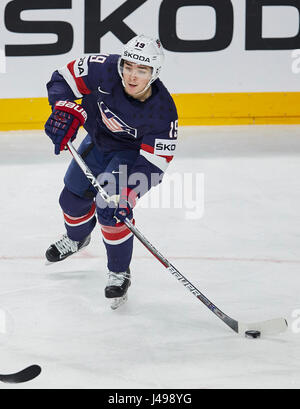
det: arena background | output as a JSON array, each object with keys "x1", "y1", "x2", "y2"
[{"x1": 1, "y1": 0, "x2": 300, "y2": 129}]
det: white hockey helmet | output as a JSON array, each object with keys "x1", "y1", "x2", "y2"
[{"x1": 118, "y1": 35, "x2": 165, "y2": 91}]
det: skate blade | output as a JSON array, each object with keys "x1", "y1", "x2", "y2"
[
  {"x1": 45, "y1": 259, "x2": 63, "y2": 266},
  {"x1": 111, "y1": 294, "x2": 128, "y2": 310}
]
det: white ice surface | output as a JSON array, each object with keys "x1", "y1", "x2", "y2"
[{"x1": 0, "y1": 126, "x2": 300, "y2": 389}]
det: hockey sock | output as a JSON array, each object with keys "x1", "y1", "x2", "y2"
[
  {"x1": 100, "y1": 222, "x2": 134, "y2": 272},
  {"x1": 59, "y1": 187, "x2": 97, "y2": 241}
]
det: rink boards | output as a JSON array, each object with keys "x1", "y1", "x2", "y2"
[{"x1": 1, "y1": 92, "x2": 300, "y2": 131}]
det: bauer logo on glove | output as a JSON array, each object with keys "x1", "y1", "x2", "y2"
[
  {"x1": 45, "y1": 100, "x2": 87, "y2": 155},
  {"x1": 55, "y1": 101, "x2": 88, "y2": 122}
]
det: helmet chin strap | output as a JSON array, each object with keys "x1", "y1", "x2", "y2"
[{"x1": 134, "y1": 81, "x2": 152, "y2": 96}]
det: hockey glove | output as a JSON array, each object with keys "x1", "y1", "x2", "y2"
[
  {"x1": 45, "y1": 101, "x2": 87, "y2": 155},
  {"x1": 114, "y1": 188, "x2": 137, "y2": 224}
]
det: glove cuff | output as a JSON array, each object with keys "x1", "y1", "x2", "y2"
[{"x1": 55, "y1": 101, "x2": 87, "y2": 125}]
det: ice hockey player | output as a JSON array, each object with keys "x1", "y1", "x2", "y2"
[{"x1": 44, "y1": 34, "x2": 178, "y2": 308}]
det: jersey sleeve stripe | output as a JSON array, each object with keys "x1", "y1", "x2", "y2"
[
  {"x1": 140, "y1": 149, "x2": 169, "y2": 172},
  {"x1": 141, "y1": 143, "x2": 173, "y2": 167},
  {"x1": 141, "y1": 143, "x2": 154, "y2": 154},
  {"x1": 58, "y1": 65, "x2": 83, "y2": 99},
  {"x1": 163, "y1": 155, "x2": 174, "y2": 163},
  {"x1": 67, "y1": 61, "x2": 92, "y2": 95}
]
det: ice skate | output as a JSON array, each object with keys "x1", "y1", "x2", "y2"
[
  {"x1": 45, "y1": 233, "x2": 91, "y2": 263},
  {"x1": 105, "y1": 268, "x2": 131, "y2": 310}
]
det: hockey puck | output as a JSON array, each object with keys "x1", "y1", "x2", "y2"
[{"x1": 245, "y1": 330, "x2": 261, "y2": 339}]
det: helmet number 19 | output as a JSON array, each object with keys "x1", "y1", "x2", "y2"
[{"x1": 135, "y1": 42, "x2": 145, "y2": 49}]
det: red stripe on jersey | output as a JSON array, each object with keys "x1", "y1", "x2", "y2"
[
  {"x1": 141, "y1": 143, "x2": 154, "y2": 154},
  {"x1": 67, "y1": 61, "x2": 92, "y2": 95},
  {"x1": 141, "y1": 143, "x2": 173, "y2": 163},
  {"x1": 164, "y1": 156, "x2": 174, "y2": 163}
]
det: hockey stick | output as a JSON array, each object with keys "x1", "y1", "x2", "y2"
[
  {"x1": 0, "y1": 365, "x2": 41, "y2": 384},
  {"x1": 67, "y1": 141, "x2": 288, "y2": 337}
]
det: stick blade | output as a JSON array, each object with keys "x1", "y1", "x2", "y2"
[
  {"x1": 0, "y1": 365, "x2": 41, "y2": 384},
  {"x1": 238, "y1": 318, "x2": 288, "y2": 337}
]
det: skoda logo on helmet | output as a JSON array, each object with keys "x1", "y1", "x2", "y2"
[{"x1": 124, "y1": 51, "x2": 151, "y2": 63}]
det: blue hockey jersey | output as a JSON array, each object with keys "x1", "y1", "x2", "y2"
[{"x1": 46, "y1": 54, "x2": 178, "y2": 195}]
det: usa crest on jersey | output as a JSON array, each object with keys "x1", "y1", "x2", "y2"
[{"x1": 98, "y1": 102, "x2": 137, "y2": 139}]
